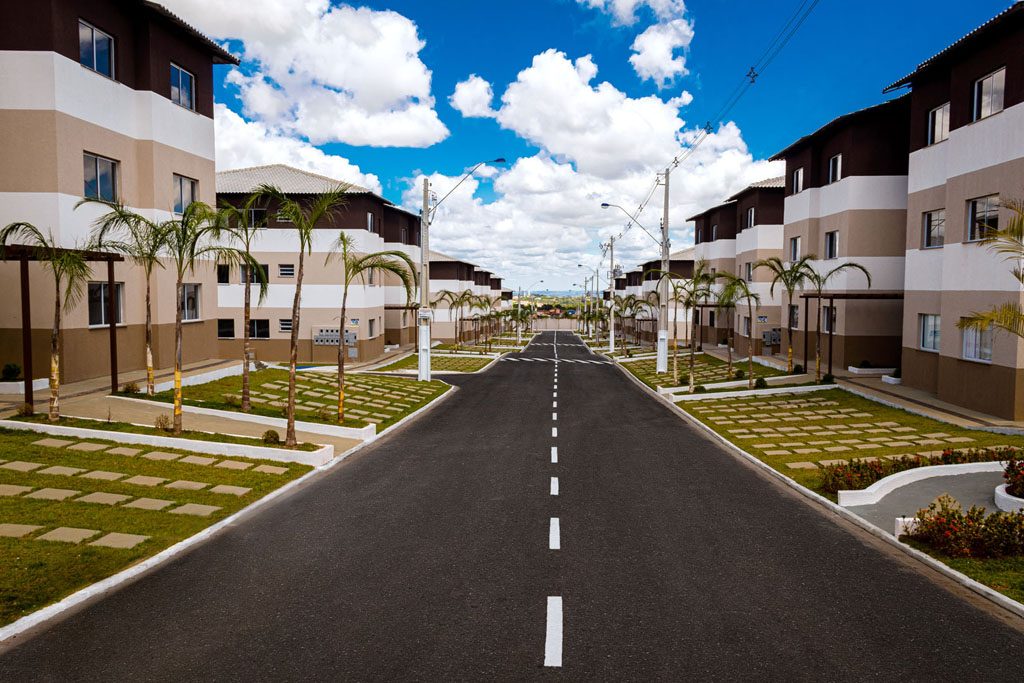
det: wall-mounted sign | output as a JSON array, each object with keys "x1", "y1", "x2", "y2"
[
  {"x1": 349, "y1": 318, "x2": 359, "y2": 326},
  {"x1": 758, "y1": 316, "x2": 768, "y2": 323}
]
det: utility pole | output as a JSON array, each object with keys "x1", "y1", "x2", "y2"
[
  {"x1": 608, "y1": 235, "x2": 616, "y2": 353},
  {"x1": 418, "y1": 178, "x2": 431, "y2": 381},
  {"x1": 516, "y1": 287, "x2": 522, "y2": 345},
  {"x1": 657, "y1": 166, "x2": 670, "y2": 373}
]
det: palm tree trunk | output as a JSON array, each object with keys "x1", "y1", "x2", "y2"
[
  {"x1": 145, "y1": 273, "x2": 154, "y2": 395},
  {"x1": 337, "y1": 287, "x2": 349, "y2": 422},
  {"x1": 173, "y1": 276, "x2": 183, "y2": 434},
  {"x1": 785, "y1": 289, "x2": 793, "y2": 373},
  {"x1": 672, "y1": 311, "x2": 679, "y2": 385},
  {"x1": 688, "y1": 310, "x2": 697, "y2": 392},
  {"x1": 726, "y1": 312, "x2": 733, "y2": 378},
  {"x1": 747, "y1": 298, "x2": 755, "y2": 390},
  {"x1": 286, "y1": 251, "x2": 303, "y2": 446},
  {"x1": 49, "y1": 282, "x2": 60, "y2": 421},
  {"x1": 241, "y1": 266, "x2": 252, "y2": 412},
  {"x1": 815, "y1": 297, "x2": 822, "y2": 383}
]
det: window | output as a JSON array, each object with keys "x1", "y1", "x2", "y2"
[
  {"x1": 695, "y1": 310, "x2": 701, "y2": 325},
  {"x1": 181, "y1": 284, "x2": 200, "y2": 321},
  {"x1": 743, "y1": 316, "x2": 751, "y2": 337},
  {"x1": 746, "y1": 207, "x2": 755, "y2": 228},
  {"x1": 824, "y1": 231, "x2": 839, "y2": 259},
  {"x1": 793, "y1": 167, "x2": 804, "y2": 194},
  {"x1": 217, "y1": 264, "x2": 230, "y2": 284},
  {"x1": 276, "y1": 209, "x2": 293, "y2": 223},
  {"x1": 246, "y1": 208, "x2": 266, "y2": 228},
  {"x1": 170, "y1": 63, "x2": 194, "y2": 110},
  {"x1": 928, "y1": 102, "x2": 950, "y2": 145},
  {"x1": 920, "y1": 314, "x2": 940, "y2": 351},
  {"x1": 401, "y1": 227, "x2": 408, "y2": 243},
  {"x1": 711, "y1": 224, "x2": 718, "y2": 240},
  {"x1": 822, "y1": 306, "x2": 835, "y2": 334},
  {"x1": 79, "y1": 21, "x2": 113, "y2": 78},
  {"x1": 217, "y1": 319, "x2": 235, "y2": 339},
  {"x1": 87, "y1": 282, "x2": 123, "y2": 326},
  {"x1": 279, "y1": 319, "x2": 293, "y2": 333},
  {"x1": 278, "y1": 264, "x2": 295, "y2": 278},
  {"x1": 788, "y1": 305, "x2": 799, "y2": 330},
  {"x1": 708, "y1": 311, "x2": 716, "y2": 327},
  {"x1": 83, "y1": 153, "x2": 117, "y2": 201},
  {"x1": 789, "y1": 236, "x2": 801, "y2": 261},
  {"x1": 962, "y1": 323, "x2": 993, "y2": 362},
  {"x1": 367, "y1": 212, "x2": 376, "y2": 233},
  {"x1": 368, "y1": 318, "x2": 376, "y2": 337},
  {"x1": 172, "y1": 174, "x2": 197, "y2": 214},
  {"x1": 973, "y1": 68, "x2": 1005, "y2": 122},
  {"x1": 828, "y1": 154, "x2": 842, "y2": 184},
  {"x1": 696, "y1": 228, "x2": 702, "y2": 243},
  {"x1": 924, "y1": 210, "x2": 945, "y2": 248},
  {"x1": 248, "y1": 319, "x2": 269, "y2": 339},
  {"x1": 402, "y1": 311, "x2": 408, "y2": 327},
  {"x1": 968, "y1": 195, "x2": 999, "y2": 241},
  {"x1": 367, "y1": 268, "x2": 375, "y2": 286},
  {"x1": 240, "y1": 264, "x2": 269, "y2": 285},
  {"x1": 745, "y1": 262, "x2": 752, "y2": 282}
]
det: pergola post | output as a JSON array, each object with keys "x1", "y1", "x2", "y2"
[
  {"x1": 107, "y1": 257, "x2": 118, "y2": 394},
  {"x1": 20, "y1": 256, "x2": 33, "y2": 408},
  {"x1": 803, "y1": 296, "x2": 809, "y2": 371},
  {"x1": 828, "y1": 296, "x2": 835, "y2": 376}
]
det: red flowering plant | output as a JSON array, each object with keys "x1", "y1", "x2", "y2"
[
  {"x1": 1004, "y1": 456, "x2": 1024, "y2": 498},
  {"x1": 908, "y1": 494, "x2": 1024, "y2": 558},
  {"x1": 820, "y1": 447, "x2": 1018, "y2": 495}
]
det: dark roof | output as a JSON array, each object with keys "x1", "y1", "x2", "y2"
[
  {"x1": 685, "y1": 200, "x2": 735, "y2": 223},
  {"x1": 769, "y1": 95, "x2": 908, "y2": 161},
  {"x1": 727, "y1": 176, "x2": 784, "y2": 202},
  {"x1": 884, "y1": 1, "x2": 1024, "y2": 92},
  {"x1": 143, "y1": 1, "x2": 239, "y2": 65}
]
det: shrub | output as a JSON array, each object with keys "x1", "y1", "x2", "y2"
[
  {"x1": 858, "y1": 360, "x2": 872, "y2": 369},
  {"x1": 1005, "y1": 457, "x2": 1024, "y2": 498},
  {"x1": 754, "y1": 377, "x2": 768, "y2": 389},
  {"x1": 908, "y1": 494, "x2": 1024, "y2": 559},
  {"x1": 15, "y1": 402, "x2": 33, "y2": 417},
  {"x1": 317, "y1": 407, "x2": 332, "y2": 422},
  {"x1": 893, "y1": 367, "x2": 902, "y2": 379},
  {"x1": 822, "y1": 373, "x2": 835, "y2": 384},
  {"x1": 2, "y1": 363, "x2": 20, "y2": 381},
  {"x1": 820, "y1": 446, "x2": 1018, "y2": 494},
  {"x1": 262, "y1": 429, "x2": 281, "y2": 445},
  {"x1": 122, "y1": 381, "x2": 140, "y2": 394},
  {"x1": 223, "y1": 395, "x2": 240, "y2": 407},
  {"x1": 154, "y1": 414, "x2": 172, "y2": 432},
  {"x1": 694, "y1": 385, "x2": 707, "y2": 394},
  {"x1": 792, "y1": 364, "x2": 804, "y2": 374},
  {"x1": 734, "y1": 369, "x2": 745, "y2": 380}
]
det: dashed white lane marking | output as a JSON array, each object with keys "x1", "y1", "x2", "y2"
[
  {"x1": 553, "y1": 391, "x2": 557, "y2": 398},
  {"x1": 552, "y1": 427, "x2": 558, "y2": 437},
  {"x1": 545, "y1": 597, "x2": 563, "y2": 667},
  {"x1": 552, "y1": 412, "x2": 557, "y2": 421},
  {"x1": 553, "y1": 401, "x2": 557, "y2": 408},
  {"x1": 551, "y1": 446, "x2": 558, "y2": 463},
  {"x1": 549, "y1": 518, "x2": 560, "y2": 549},
  {"x1": 551, "y1": 477, "x2": 559, "y2": 495}
]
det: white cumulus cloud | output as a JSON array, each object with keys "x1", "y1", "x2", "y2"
[
  {"x1": 449, "y1": 75, "x2": 497, "y2": 118},
  {"x1": 576, "y1": 0, "x2": 687, "y2": 25},
  {"x1": 629, "y1": 18, "x2": 695, "y2": 86}
]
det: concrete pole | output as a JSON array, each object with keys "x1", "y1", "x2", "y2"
[
  {"x1": 418, "y1": 178, "x2": 431, "y2": 381},
  {"x1": 657, "y1": 166, "x2": 670, "y2": 373},
  {"x1": 608, "y1": 236, "x2": 616, "y2": 353},
  {"x1": 516, "y1": 287, "x2": 522, "y2": 345}
]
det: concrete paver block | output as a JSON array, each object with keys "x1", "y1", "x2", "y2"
[
  {"x1": 2, "y1": 461, "x2": 46, "y2": 472},
  {"x1": 123, "y1": 497, "x2": 175, "y2": 510},
  {"x1": 123, "y1": 475, "x2": 168, "y2": 487},
  {"x1": 31, "y1": 438, "x2": 75, "y2": 448},
  {"x1": 0, "y1": 484, "x2": 33, "y2": 496},
  {"x1": 67, "y1": 442, "x2": 107, "y2": 452},
  {"x1": 885, "y1": 441, "x2": 913, "y2": 447},
  {"x1": 169, "y1": 503, "x2": 221, "y2": 517},
  {"x1": 26, "y1": 488, "x2": 80, "y2": 501},
  {"x1": 209, "y1": 485, "x2": 251, "y2": 497},
  {"x1": 764, "y1": 450, "x2": 791, "y2": 456},
  {"x1": 179, "y1": 455, "x2": 217, "y2": 466},
  {"x1": 166, "y1": 480, "x2": 208, "y2": 491},
  {"x1": 142, "y1": 451, "x2": 180, "y2": 461},
  {"x1": 946, "y1": 437, "x2": 975, "y2": 443},
  {"x1": 819, "y1": 459, "x2": 849, "y2": 466},
  {"x1": 76, "y1": 492, "x2": 132, "y2": 505},
  {"x1": 80, "y1": 471, "x2": 126, "y2": 481},
  {"x1": 107, "y1": 447, "x2": 142, "y2": 457},
  {"x1": 89, "y1": 533, "x2": 149, "y2": 549},
  {"x1": 824, "y1": 446, "x2": 851, "y2": 453},
  {"x1": 38, "y1": 465, "x2": 87, "y2": 476},
  {"x1": 253, "y1": 465, "x2": 288, "y2": 475},
  {"x1": 854, "y1": 457, "x2": 880, "y2": 463},
  {"x1": 36, "y1": 527, "x2": 100, "y2": 544},
  {"x1": 215, "y1": 460, "x2": 251, "y2": 471},
  {"x1": 0, "y1": 523, "x2": 42, "y2": 538},
  {"x1": 785, "y1": 462, "x2": 818, "y2": 469},
  {"x1": 794, "y1": 448, "x2": 821, "y2": 455}
]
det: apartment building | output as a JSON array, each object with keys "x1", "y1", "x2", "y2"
[
  {"x1": 381, "y1": 203, "x2": 422, "y2": 346},
  {"x1": 428, "y1": 250, "x2": 480, "y2": 343},
  {"x1": 637, "y1": 248, "x2": 695, "y2": 344},
  {"x1": 0, "y1": 0, "x2": 235, "y2": 384},
  {"x1": 770, "y1": 95, "x2": 911, "y2": 371},
  {"x1": 215, "y1": 164, "x2": 417, "y2": 365},
  {"x1": 689, "y1": 200, "x2": 737, "y2": 346},
  {"x1": 885, "y1": 2, "x2": 1024, "y2": 419}
]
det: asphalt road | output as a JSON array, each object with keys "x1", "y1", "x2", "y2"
[{"x1": 3, "y1": 330, "x2": 1024, "y2": 681}]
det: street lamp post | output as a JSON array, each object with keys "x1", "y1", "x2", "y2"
[
  {"x1": 605, "y1": 236, "x2": 616, "y2": 354},
  {"x1": 418, "y1": 158, "x2": 505, "y2": 382},
  {"x1": 517, "y1": 279, "x2": 543, "y2": 344}
]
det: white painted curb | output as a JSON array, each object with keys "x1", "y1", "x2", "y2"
[
  {"x1": 995, "y1": 484, "x2": 1024, "y2": 513},
  {"x1": 881, "y1": 375, "x2": 902, "y2": 385},
  {"x1": 111, "y1": 396, "x2": 376, "y2": 441},
  {"x1": 671, "y1": 383, "x2": 835, "y2": 402},
  {"x1": 152, "y1": 363, "x2": 251, "y2": 393},
  {"x1": 0, "y1": 419, "x2": 333, "y2": 466},
  {"x1": 847, "y1": 366, "x2": 897, "y2": 375},
  {"x1": 659, "y1": 373, "x2": 809, "y2": 395},
  {"x1": 837, "y1": 462, "x2": 1007, "y2": 507},
  {"x1": 0, "y1": 378, "x2": 49, "y2": 395}
]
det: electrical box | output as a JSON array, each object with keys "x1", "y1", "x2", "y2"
[
  {"x1": 343, "y1": 331, "x2": 358, "y2": 347},
  {"x1": 762, "y1": 328, "x2": 781, "y2": 346},
  {"x1": 314, "y1": 328, "x2": 340, "y2": 346},
  {"x1": 348, "y1": 348, "x2": 358, "y2": 359}
]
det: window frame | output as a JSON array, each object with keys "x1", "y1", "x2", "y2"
[
  {"x1": 788, "y1": 304, "x2": 799, "y2": 330},
  {"x1": 746, "y1": 207, "x2": 755, "y2": 229},
  {"x1": 368, "y1": 318, "x2": 376, "y2": 338},
  {"x1": 181, "y1": 283, "x2": 201, "y2": 322},
  {"x1": 927, "y1": 102, "x2": 950, "y2": 145},
  {"x1": 923, "y1": 209, "x2": 945, "y2": 249},
  {"x1": 968, "y1": 195, "x2": 999, "y2": 242},
  {"x1": 919, "y1": 314, "x2": 941, "y2": 352},
  {"x1": 83, "y1": 152, "x2": 118, "y2": 202},
  {"x1": 711, "y1": 224, "x2": 718, "y2": 241},
  {"x1": 217, "y1": 318, "x2": 235, "y2": 339},
  {"x1": 824, "y1": 231, "x2": 839, "y2": 260},
  {"x1": 216, "y1": 264, "x2": 230, "y2": 284},
  {"x1": 962, "y1": 323, "x2": 993, "y2": 363},
  {"x1": 789, "y1": 236, "x2": 801, "y2": 262},
  {"x1": 248, "y1": 319, "x2": 270, "y2": 339},
  {"x1": 822, "y1": 305, "x2": 835, "y2": 334},
  {"x1": 367, "y1": 212, "x2": 376, "y2": 234},
  {"x1": 275, "y1": 209, "x2": 293, "y2": 224},
  {"x1": 743, "y1": 316, "x2": 751, "y2": 337},
  {"x1": 278, "y1": 264, "x2": 295, "y2": 278},
  {"x1": 170, "y1": 62, "x2": 196, "y2": 111},
  {"x1": 792, "y1": 167, "x2": 804, "y2": 194},
  {"x1": 745, "y1": 262, "x2": 752, "y2": 282},
  {"x1": 172, "y1": 173, "x2": 198, "y2": 215},
  {"x1": 972, "y1": 67, "x2": 1005, "y2": 122},
  {"x1": 87, "y1": 281, "x2": 124, "y2": 327},
  {"x1": 828, "y1": 154, "x2": 842, "y2": 184},
  {"x1": 78, "y1": 20, "x2": 114, "y2": 79},
  {"x1": 240, "y1": 264, "x2": 269, "y2": 285}
]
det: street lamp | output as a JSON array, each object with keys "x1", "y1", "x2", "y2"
[
  {"x1": 418, "y1": 158, "x2": 505, "y2": 381},
  {"x1": 578, "y1": 264, "x2": 601, "y2": 337},
  {"x1": 516, "y1": 279, "x2": 543, "y2": 343}
]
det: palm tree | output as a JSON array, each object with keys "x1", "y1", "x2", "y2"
[
  {"x1": 326, "y1": 232, "x2": 416, "y2": 422},
  {"x1": 80, "y1": 199, "x2": 171, "y2": 395},
  {"x1": 713, "y1": 278, "x2": 740, "y2": 379},
  {"x1": 683, "y1": 259, "x2": 714, "y2": 393},
  {"x1": 255, "y1": 183, "x2": 349, "y2": 446},
  {"x1": 958, "y1": 201, "x2": 1024, "y2": 343},
  {"x1": 647, "y1": 269, "x2": 689, "y2": 384},
  {"x1": 433, "y1": 289, "x2": 476, "y2": 350},
  {"x1": 0, "y1": 224, "x2": 93, "y2": 420},
  {"x1": 613, "y1": 293, "x2": 635, "y2": 352},
  {"x1": 803, "y1": 262, "x2": 872, "y2": 383},
  {"x1": 720, "y1": 274, "x2": 762, "y2": 390},
  {"x1": 755, "y1": 255, "x2": 815, "y2": 373}
]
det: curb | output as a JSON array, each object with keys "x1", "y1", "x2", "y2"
[{"x1": 611, "y1": 360, "x2": 1024, "y2": 622}]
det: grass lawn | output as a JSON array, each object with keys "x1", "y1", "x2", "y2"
[
  {"x1": 432, "y1": 343, "x2": 497, "y2": 353},
  {"x1": 623, "y1": 353, "x2": 785, "y2": 389},
  {"x1": 134, "y1": 368, "x2": 449, "y2": 431},
  {"x1": 905, "y1": 539, "x2": 1024, "y2": 604},
  {"x1": 377, "y1": 354, "x2": 493, "y2": 373},
  {"x1": 12, "y1": 415, "x2": 319, "y2": 451},
  {"x1": 0, "y1": 427, "x2": 311, "y2": 626},
  {"x1": 678, "y1": 388, "x2": 1024, "y2": 500}
]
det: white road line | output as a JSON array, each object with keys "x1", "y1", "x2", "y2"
[
  {"x1": 549, "y1": 517, "x2": 560, "y2": 549},
  {"x1": 545, "y1": 597, "x2": 563, "y2": 667},
  {"x1": 552, "y1": 427, "x2": 558, "y2": 437},
  {"x1": 550, "y1": 477, "x2": 559, "y2": 495},
  {"x1": 553, "y1": 391, "x2": 557, "y2": 398},
  {"x1": 553, "y1": 401, "x2": 557, "y2": 408},
  {"x1": 551, "y1": 446, "x2": 558, "y2": 463},
  {"x1": 552, "y1": 412, "x2": 557, "y2": 421}
]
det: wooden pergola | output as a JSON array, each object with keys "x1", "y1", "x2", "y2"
[
  {"x1": 799, "y1": 291, "x2": 904, "y2": 375},
  {"x1": 5, "y1": 245, "x2": 125, "y2": 408}
]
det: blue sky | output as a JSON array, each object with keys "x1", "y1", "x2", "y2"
[{"x1": 189, "y1": 0, "x2": 1014, "y2": 289}]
